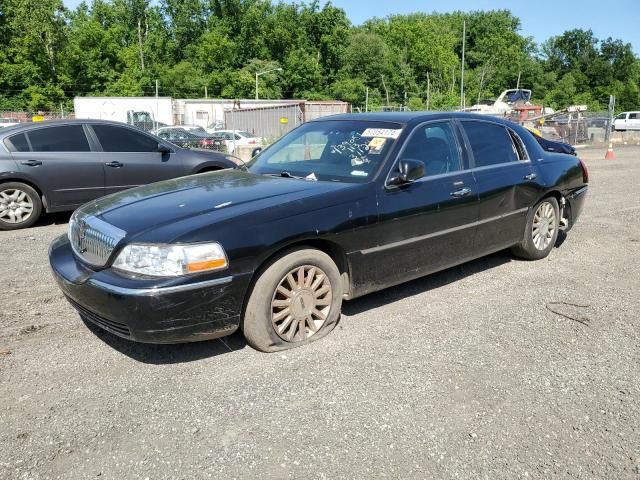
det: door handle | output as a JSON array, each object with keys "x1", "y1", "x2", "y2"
[
  {"x1": 451, "y1": 187, "x2": 471, "y2": 198},
  {"x1": 105, "y1": 161, "x2": 123, "y2": 168},
  {"x1": 524, "y1": 173, "x2": 538, "y2": 181},
  {"x1": 21, "y1": 160, "x2": 42, "y2": 167}
]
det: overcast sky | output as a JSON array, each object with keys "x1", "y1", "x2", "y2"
[{"x1": 62, "y1": 0, "x2": 639, "y2": 53}]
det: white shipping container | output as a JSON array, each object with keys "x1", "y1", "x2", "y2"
[{"x1": 73, "y1": 97, "x2": 174, "y2": 129}]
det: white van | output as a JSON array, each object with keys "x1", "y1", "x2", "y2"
[{"x1": 613, "y1": 111, "x2": 640, "y2": 131}]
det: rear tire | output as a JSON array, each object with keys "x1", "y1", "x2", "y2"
[
  {"x1": 242, "y1": 248, "x2": 342, "y2": 352},
  {"x1": 511, "y1": 197, "x2": 559, "y2": 260},
  {"x1": 0, "y1": 182, "x2": 42, "y2": 230}
]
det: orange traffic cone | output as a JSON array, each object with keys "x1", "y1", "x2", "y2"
[{"x1": 604, "y1": 141, "x2": 615, "y2": 160}]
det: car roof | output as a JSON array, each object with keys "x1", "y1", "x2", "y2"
[
  {"x1": 311, "y1": 111, "x2": 519, "y2": 125},
  {"x1": 0, "y1": 119, "x2": 147, "y2": 137}
]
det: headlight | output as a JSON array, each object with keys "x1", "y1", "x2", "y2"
[{"x1": 112, "y1": 243, "x2": 228, "y2": 277}]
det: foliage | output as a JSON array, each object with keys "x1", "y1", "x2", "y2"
[{"x1": 0, "y1": 0, "x2": 638, "y2": 112}]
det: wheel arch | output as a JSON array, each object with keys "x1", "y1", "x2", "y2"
[
  {"x1": 241, "y1": 238, "x2": 352, "y2": 324},
  {"x1": 0, "y1": 176, "x2": 48, "y2": 210}
]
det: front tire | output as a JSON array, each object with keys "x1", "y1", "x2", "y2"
[
  {"x1": 0, "y1": 182, "x2": 42, "y2": 230},
  {"x1": 511, "y1": 197, "x2": 560, "y2": 260},
  {"x1": 242, "y1": 248, "x2": 343, "y2": 352}
]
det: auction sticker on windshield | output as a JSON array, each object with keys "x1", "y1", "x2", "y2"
[
  {"x1": 361, "y1": 128, "x2": 402, "y2": 139},
  {"x1": 368, "y1": 137, "x2": 387, "y2": 154}
]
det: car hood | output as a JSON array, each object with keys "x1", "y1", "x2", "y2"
[{"x1": 77, "y1": 170, "x2": 358, "y2": 240}]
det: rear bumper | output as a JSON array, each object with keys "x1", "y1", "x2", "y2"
[
  {"x1": 49, "y1": 235, "x2": 251, "y2": 344},
  {"x1": 566, "y1": 185, "x2": 588, "y2": 228}
]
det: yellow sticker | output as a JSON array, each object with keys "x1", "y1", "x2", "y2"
[{"x1": 368, "y1": 137, "x2": 386, "y2": 154}]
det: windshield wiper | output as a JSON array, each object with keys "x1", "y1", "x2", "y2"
[{"x1": 264, "y1": 171, "x2": 306, "y2": 180}]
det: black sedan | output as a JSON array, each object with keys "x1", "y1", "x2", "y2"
[
  {"x1": 49, "y1": 112, "x2": 588, "y2": 352},
  {"x1": 0, "y1": 120, "x2": 240, "y2": 230}
]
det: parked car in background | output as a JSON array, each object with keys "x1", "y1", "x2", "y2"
[
  {"x1": 210, "y1": 130, "x2": 263, "y2": 153},
  {"x1": 526, "y1": 127, "x2": 576, "y2": 156},
  {"x1": 205, "y1": 120, "x2": 225, "y2": 133},
  {"x1": 155, "y1": 127, "x2": 224, "y2": 150},
  {"x1": 0, "y1": 120, "x2": 240, "y2": 230},
  {"x1": 49, "y1": 112, "x2": 588, "y2": 352},
  {"x1": 0, "y1": 118, "x2": 21, "y2": 129},
  {"x1": 613, "y1": 111, "x2": 640, "y2": 131}
]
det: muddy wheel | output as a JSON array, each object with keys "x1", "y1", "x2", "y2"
[{"x1": 242, "y1": 248, "x2": 342, "y2": 352}]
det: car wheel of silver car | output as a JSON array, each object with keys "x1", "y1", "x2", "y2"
[
  {"x1": 0, "y1": 182, "x2": 42, "y2": 231},
  {"x1": 243, "y1": 248, "x2": 343, "y2": 352},
  {"x1": 511, "y1": 196, "x2": 560, "y2": 260}
]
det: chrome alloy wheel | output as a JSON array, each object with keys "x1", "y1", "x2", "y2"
[
  {"x1": 271, "y1": 265, "x2": 332, "y2": 342},
  {"x1": 532, "y1": 201, "x2": 556, "y2": 250},
  {"x1": 0, "y1": 188, "x2": 34, "y2": 224}
]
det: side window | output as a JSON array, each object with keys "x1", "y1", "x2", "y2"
[
  {"x1": 630, "y1": 113, "x2": 638, "y2": 120},
  {"x1": 28, "y1": 125, "x2": 90, "y2": 152},
  {"x1": 508, "y1": 129, "x2": 529, "y2": 161},
  {"x1": 463, "y1": 121, "x2": 518, "y2": 167},
  {"x1": 616, "y1": 113, "x2": 627, "y2": 120},
  {"x1": 401, "y1": 122, "x2": 462, "y2": 176},
  {"x1": 93, "y1": 125, "x2": 159, "y2": 152},
  {"x1": 6, "y1": 133, "x2": 30, "y2": 152}
]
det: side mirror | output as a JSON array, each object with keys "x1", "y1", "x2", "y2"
[
  {"x1": 251, "y1": 146, "x2": 263, "y2": 158},
  {"x1": 157, "y1": 143, "x2": 171, "y2": 154},
  {"x1": 388, "y1": 158, "x2": 425, "y2": 186}
]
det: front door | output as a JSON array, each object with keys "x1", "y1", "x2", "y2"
[
  {"x1": 89, "y1": 124, "x2": 186, "y2": 195},
  {"x1": 366, "y1": 120, "x2": 480, "y2": 289},
  {"x1": 9, "y1": 124, "x2": 105, "y2": 208}
]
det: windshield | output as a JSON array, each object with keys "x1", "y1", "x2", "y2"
[
  {"x1": 247, "y1": 120, "x2": 402, "y2": 183},
  {"x1": 238, "y1": 130, "x2": 256, "y2": 138}
]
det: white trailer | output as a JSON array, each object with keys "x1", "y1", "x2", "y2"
[{"x1": 73, "y1": 97, "x2": 174, "y2": 131}]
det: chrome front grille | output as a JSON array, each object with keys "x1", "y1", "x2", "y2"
[{"x1": 68, "y1": 213, "x2": 126, "y2": 267}]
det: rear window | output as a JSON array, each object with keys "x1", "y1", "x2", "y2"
[
  {"x1": 93, "y1": 124, "x2": 159, "y2": 152},
  {"x1": 6, "y1": 133, "x2": 30, "y2": 152},
  {"x1": 463, "y1": 121, "x2": 518, "y2": 167},
  {"x1": 28, "y1": 125, "x2": 90, "y2": 152},
  {"x1": 238, "y1": 131, "x2": 255, "y2": 138}
]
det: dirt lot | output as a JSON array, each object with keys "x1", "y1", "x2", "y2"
[{"x1": 1, "y1": 146, "x2": 639, "y2": 479}]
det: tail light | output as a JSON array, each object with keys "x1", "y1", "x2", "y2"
[
  {"x1": 249, "y1": 139, "x2": 256, "y2": 144},
  {"x1": 201, "y1": 139, "x2": 213, "y2": 146},
  {"x1": 578, "y1": 158, "x2": 589, "y2": 183}
]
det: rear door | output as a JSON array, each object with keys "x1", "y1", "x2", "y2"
[
  {"x1": 89, "y1": 124, "x2": 187, "y2": 195},
  {"x1": 369, "y1": 120, "x2": 479, "y2": 287},
  {"x1": 460, "y1": 120, "x2": 544, "y2": 254},
  {"x1": 628, "y1": 112, "x2": 640, "y2": 130},
  {"x1": 8, "y1": 125, "x2": 105, "y2": 208}
]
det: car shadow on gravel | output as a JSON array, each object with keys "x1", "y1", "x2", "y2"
[
  {"x1": 35, "y1": 211, "x2": 72, "y2": 228},
  {"x1": 342, "y1": 250, "x2": 513, "y2": 316},
  {"x1": 81, "y1": 318, "x2": 247, "y2": 364}
]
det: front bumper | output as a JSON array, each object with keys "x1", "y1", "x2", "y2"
[{"x1": 49, "y1": 235, "x2": 251, "y2": 343}]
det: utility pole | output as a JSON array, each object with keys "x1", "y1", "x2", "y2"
[
  {"x1": 426, "y1": 72, "x2": 430, "y2": 111},
  {"x1": 478, "y1": 66, "x2": 486, "y2": 105},
  {"x1": 155, "y1": 79, "x2": 159, "y2": 97},
  {"x1": 365, "y1": 87, "x2": 369, "y2": 113},
  {"x1": 204, "y1": 86, "x2": 208, "y2": 99},
  {"x1": 516, "y1": 71, "x2": 522, "y2": 89},
  {"x1": 381, "y1": 74, "x2": 389, "y2": 106},
  {"x1": 460, "y1": 19, "x2": 466, "y2": 110},
  {"x1": 137, "y1": 19, "x2": 145, "y2": 71}
]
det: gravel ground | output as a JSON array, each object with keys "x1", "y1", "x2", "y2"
[{"x1": 1, "y1": 146, "x2": 639, "y2": 479}]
